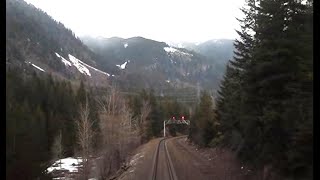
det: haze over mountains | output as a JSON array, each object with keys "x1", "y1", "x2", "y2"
[
  {"x1": 6, "y1": 0, "x2": 235, "y2": 93},
  {"x1": 80, "y1": 36, "x2": 234, "y2": 91},
  {"x1": 169, "y1": 39, "x2": 234, "y2": 64}
]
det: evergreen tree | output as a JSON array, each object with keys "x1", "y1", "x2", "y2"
[
  {"x1": 190, "y1": 91, "x2": 217, "y2": 146},
  {"x1": 148, "y1": 90, "x2": 164, "y2": 137},
  {"x1": 215, "y1": 0, "x2": 313, "y2": 178},
  {"x1": 6, "y1": 70, "x2": 91, "y2": 179},
  {"x1": 216, "y1": 0, "x2": 257, "y2": 150},
  {"x1": 76, "y1": 80, "x2": 87, "y2": 104}
]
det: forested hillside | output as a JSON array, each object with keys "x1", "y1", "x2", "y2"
[
  {"x1": 6, "y1": 0, "x2": 112, "y2": 83},
  {"x1": 170, "y1": 39, "x2": 235, "y2": 72},
  {"x1": 6, "y1": 2, "x2": 195, "y2": 178},
  {"x1": 189, "y1": 0, "x2": 313, "y2": 179},
  {"x1": 195, "y1": 39, "x2": 235, "y2": 65},
  {"x1": 81, "y1": 36, "x2": 224, "y2": 91},
  {"x1": 6, "y1": 68, "x2": 93, "y2": 179},
  {"x1": 6, "y1": 66, "x2": 190, "y2": 179}
]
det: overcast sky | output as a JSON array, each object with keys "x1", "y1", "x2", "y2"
[{"x1": 24, "y1": 0, "x2": 245, "y2": 43}]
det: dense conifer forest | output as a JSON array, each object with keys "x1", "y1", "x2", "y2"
[{"x1": 189, "y1": 0, "x2": 313, "y2": 179}]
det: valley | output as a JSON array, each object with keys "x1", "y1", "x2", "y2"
[{"x1": 6, "y1": 0, "x2": 313, "y2": 180}]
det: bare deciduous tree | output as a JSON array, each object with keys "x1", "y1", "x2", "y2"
[
  {"x1": 76, "y1": 97, "x2": 94, "y2": 179},
  {"x1": 96, "y1": 86, "x2": 139, "y2": 179},
  {"x1": 51, "y1": 130, "x2": 63, "y2": 168}
]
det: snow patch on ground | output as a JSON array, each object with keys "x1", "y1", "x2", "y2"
[
  {"x1": 31, "y1": 63, "x2": 45, "y2": 72},
  {"x1": 129, "y1": 153, "x2": 144, "y2": 166},
  {"x1": 26, "y1": 61, "x2": 45, "y2": 72},
  {"x1": 55, "y1": 52, "x2": 110, "y2": 76},
  {"x1": 55, "y1": 52, "x2": 72, "y2": 67},
  {"x1": 56, "y1": 53, "x2": 109, "y2": 76},
  {"x1": 124, "y1": 43, "x2": 128, "y2": 48},
  {"x1": 47, "y1": 157, "x2": 83, "y2": 173},
  {"x1": 68, "y1": 54, "x2": 91, "y2": 76},
  {"x1": 77, "y1": 58, "x2": 110, "y2": 76},
  {"x1": 164, "y1": 47, "x2": 178, "y2": 53},
  {"x1": 116, "y1": 61, "x2": 129, "y2": 70},
  {"x1": 164, "y1": 46, "x2": 193, "y2": 57}
]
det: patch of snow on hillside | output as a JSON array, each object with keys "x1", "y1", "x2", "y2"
[
  {"x1": 129, "y1": 153, "x2": 144, "y2": 166},
  {"x1": 78, "y1": 59, "x2": 110, "y2": 76},
  {"x1": 55, "y1": 52, "x2": 72, "y2": 67},
  {"x1": 68, "y1": 54, "x2": 91, "y2": 76},
  {"x1": 27, "y1": 61, "x2": 45, "y2": 72},
  {"x1": 124, "y1": 43, "x2": 128, "y2": 48},
  {"x1": 164, "y1": 46, "x2": 193, "y2": 57},
  {"x1": 47, "y1": 157, "x2": 83, "y2": 173},
  {"x1": 164, "y1": 47, "x2": 178, "y2": 53},
  {"x1": 31, "y1": 64, "x2": 45, "y2": 72},
  {"x1": 57, "y1": 53, "x2": 109, "y2": 76},
  {"x1": 116, "y1": 61, "x2": 128, "y2": 70}
]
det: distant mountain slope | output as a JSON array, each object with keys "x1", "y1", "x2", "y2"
[
  {"x1": 196, "y1": 39, "x2": 235, "y2": 64},
  {"x1": 170, "y1": 39, "x2": 235, "y2": 65},
  {"x1": 6, "y1": 0, "x2": 112, "y2": 83},
  {"x1": 6, "y1": 0, "x2": 228, "y2": 92},
  {"x1": 81, "y1": 36, "x2": 225, "y2": 90}
]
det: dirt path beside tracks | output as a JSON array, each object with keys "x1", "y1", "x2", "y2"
[{"x1": 118, "y1": 136, "x2": 258, "y2": 180}]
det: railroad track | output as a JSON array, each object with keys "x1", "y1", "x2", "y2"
[{"x1": 151, "y1": 138, "x2": 178, "y2": 180}]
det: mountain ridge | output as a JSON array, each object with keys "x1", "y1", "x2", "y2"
[
  {"x1": 80, "y1": 35, "x2": 226, "y2": 91},
  {"x1": 6, "y1": 0, "x2": 234, "y2": 93},
  {"x1": 6, "y1": 0, "x2": 112, "y2": 85}
]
